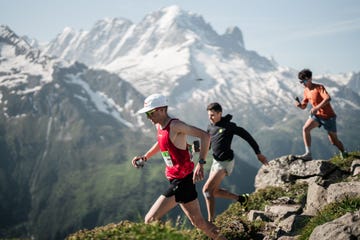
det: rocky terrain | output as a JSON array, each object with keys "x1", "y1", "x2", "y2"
[
  {"x1": 67, "y1": 152, "x2": 360, "y2": 240},
  {"x1": 250, "y1": 153, "x2": 360, "y2": 239}
]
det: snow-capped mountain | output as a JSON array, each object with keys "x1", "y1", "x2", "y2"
[
  {"x1": 0, "y1": 25, "x2": 56, "y2": 91},
  {"x1": 43, "y1": 5, "x2": 280, "y2": 102},
  {"x1": 0, "y1": 24, "x2": 144, "y2": 127},
  {"x1": 41, "y1": 5, "x2": 359, "y2": 130},
  {"x1": 43, "y1": 17, "x2": 133, "y2": 66}
]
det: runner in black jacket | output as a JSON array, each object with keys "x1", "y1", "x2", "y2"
[{"x1": 203, "y1": 102, "x2": 268, "y2": 222}]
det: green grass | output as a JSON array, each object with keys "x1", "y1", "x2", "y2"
[
  {"x1": 246, "y1": 182, "x2": 308, "y2": 211},
  {"x1": 330, "y1": 151, "x2": 360, "y2": 172},
  {"x1": 66, "y1": 220, "x2": 192, "y2": 240}
]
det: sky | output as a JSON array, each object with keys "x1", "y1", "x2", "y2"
[{"x1": 1, "y1": 0, "x2": 360, "y2": 74}]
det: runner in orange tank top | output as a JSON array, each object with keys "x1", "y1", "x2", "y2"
[{"x1": 294, "y1": 69, "x2": 347, "y2": 160}]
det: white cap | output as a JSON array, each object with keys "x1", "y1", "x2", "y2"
[{"x1": 137, "y1": 93, "x2": 168, "y2": 114}]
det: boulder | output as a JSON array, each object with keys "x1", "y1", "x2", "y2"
[
  {"x1": 309, "y1": 210, "x2": 360, "y2": 240},
  {"x1": 304, "y1": 181, "x2": 327, "y2": 215},
  {"x1": 265, "y1": 204, "x2": 302, "y2": 221},
  {"x1": 248, "y1": 210, "x2": 272, "y2": 222},
  {"x1": 278, "y1": 214, "x2": 311, "y2": 236},
  {"x1": 326, "y1": 182, "x2": 360, "y2": 203},
  {"x1": 255, "y1": 155, "x2": 338, "y2": 190}
]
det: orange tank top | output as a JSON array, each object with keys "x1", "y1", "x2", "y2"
[{"x1": 303, "y1": 83, "x2": 336, "y2": 119}]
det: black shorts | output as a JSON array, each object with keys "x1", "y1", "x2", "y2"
[{"x1": 162, "y1": 172, "x2": 197, "y2": 204}]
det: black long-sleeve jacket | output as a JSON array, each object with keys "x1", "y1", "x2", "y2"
[{"x1": 207, "y1": 114, "x2": 261, "y2": 161}]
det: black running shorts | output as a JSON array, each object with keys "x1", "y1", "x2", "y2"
[{"x1": 162, "y1": 172, "x2": 197, "y2": 203}]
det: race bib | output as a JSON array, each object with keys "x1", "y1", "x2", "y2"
[{"x1": 161, "y1": 151, "x2": 173, "y2": 167}]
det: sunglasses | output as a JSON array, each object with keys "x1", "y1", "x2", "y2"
[
  {"x1": 145, "y1": 108, "x2": 158, "y2": 117},
  {"x1": 299, "y1": 79, "x2": 308, "y2": 84}
]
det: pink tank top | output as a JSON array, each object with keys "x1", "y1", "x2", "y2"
[{"x1": 157, "y1": 119, "x2": 194, "y2": 180}]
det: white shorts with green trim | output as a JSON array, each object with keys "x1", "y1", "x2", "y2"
[{"x1": 210, "y1": 158, "x2": 235, "y2": 176}]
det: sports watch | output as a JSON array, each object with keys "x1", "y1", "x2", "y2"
[{"x1": 198, "y1": 158, "x2": 206, "y2": 164}]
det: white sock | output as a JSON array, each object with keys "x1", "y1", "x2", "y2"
[{"x1": 305, "y1": 146, "x2": 311, "y2": 154}]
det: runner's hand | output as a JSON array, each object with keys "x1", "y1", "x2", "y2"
[
  {"x1": 193, "y1": 163, "x2": 204, "y2": 183},
  {"x1": 257, "y1": 154, "x2": 269, "y2": 166},
  {"x1": 131, "y1": 156, "x2": 146, "y2": 168},
  {"x1": 310, "y1": 107, "x2": 319, "y2": 115}
]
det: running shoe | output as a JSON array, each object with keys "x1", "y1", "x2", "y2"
[
  {"x1": 295, "y1": 152, "x2": 312, "y2": 161},
  {"x1": 238, "y1": 193, "x2": 249, "y2": 207},
  {"x1": 340, "y1": 151, "x2": 348, "y2": 159}
]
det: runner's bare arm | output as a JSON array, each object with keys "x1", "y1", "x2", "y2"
[
  {"x1": 131, "y1": 142, "x2": 160, "y2": 167},
  {"x1": 311, "y1": 95, "x2": 331, "y2": 114},
  {"x1": 170, "y1": 120, "x2": 210, "y2": 159}
]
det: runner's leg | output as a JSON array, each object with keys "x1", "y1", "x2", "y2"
[
  {"x1": 203, "y1": 169, "x2": 225, "y2": 221},
  {"x1": 180, "y1": 199, "x2": 226, "y2": 240},
  {"x1": 203, "y1": 169, "x2": 237, "y2": 221},
  {"x1": 144, "y1": 195, "x2": 177, "y2": 223},
  {"x1": 302, "y1": 118, "x2": 319, "y2": 151},
  {"x1": 327, "y1": 131, "x2": 345, "y2": 152}
]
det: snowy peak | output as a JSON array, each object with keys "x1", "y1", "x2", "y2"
[
  {"x1": 93, "y1": 17, "x2": 133, "y2": 31},
  {"x1": 145, "y1": 5, "x2": 220, "y2": 46},
  {"x1": 0, "y1": 24, "x2": 33, "y2": 57},
  {"x1": 117, "y1": 5, "x2": 219, "y2": 56},
  {"x1": 38, "y1": 5, "x2": 358, "y2": 123},
  {"x1": 42, "y1": 18, "x2": 134, "y2": 64},
  {"x1": 88, "y1": 17, "x2": 133, "y2": 45},
  {"x1": 41, "y1": 4, "x2": 232, "y2": 65},
  {"x1": 222, "y1": 26, "x2": 244, "y2": 48},
  {"x1": 161, "y1": 5, "x2": 182, "y2": 15},
  {"x1": 145, "y1": 5, "x2": 201, "y2": 31},
  {"x1": 44, "y1": 26, "x2": 80, "y2": 58},
  {"x1": 40, "y1": 5, "x2": 277, "y2": 97},
  {"x1": 0, "y1": 25, "x2": 61, "y2": 96}
]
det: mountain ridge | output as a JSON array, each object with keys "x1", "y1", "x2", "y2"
[
  {"x1": 38, "y1": 5, "x2": 359, "y2": 129},
  {"x1": 41, "y1": 5, "x2": 277, "y2": 97}
]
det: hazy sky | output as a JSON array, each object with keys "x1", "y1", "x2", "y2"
[{"x1": 1, "y1": 0, "x2": 360, "y2": 74}]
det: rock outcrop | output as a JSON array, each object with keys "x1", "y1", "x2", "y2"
[
  {"x1": 309, "y1": 210, "x2": 360, "y2": 240},
  {"x1": 252, "y1": 155, "x2": 360, "y2": 239}
]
